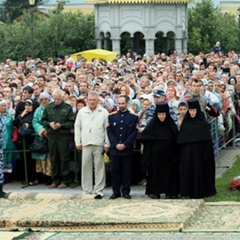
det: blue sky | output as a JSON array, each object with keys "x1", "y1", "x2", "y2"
[{"x1": 212, "y1": 0, "x2": 220, "y2": 6}]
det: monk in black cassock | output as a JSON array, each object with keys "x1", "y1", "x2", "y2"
[
  {"x1": 177, "y1": 99, "x2": 216, "y2": 198},
  {"x1": 139, "y1": 102, "x2": 179, "y2": 199}
]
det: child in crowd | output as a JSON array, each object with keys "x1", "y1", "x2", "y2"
[{"x1": 178, "y1": 102, "x2": 188, "y2": 129}]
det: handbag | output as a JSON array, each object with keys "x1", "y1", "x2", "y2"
[
  {"x1": 19, "y1": 125, "x2": 34, "y2": 137},
  {"x1": 29, "y1": 137, "x2": 48, "y2": 153},
  {"x1": 12, "y1": 127, "x2": 19, "y2": 142}
]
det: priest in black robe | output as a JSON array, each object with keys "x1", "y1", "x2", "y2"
[
  {"x1": 139, "y1": 102, "x2": 179, "y2": 199},
  {"x1": 177, "y1": 99, "x2": 216, "y2": 198}
]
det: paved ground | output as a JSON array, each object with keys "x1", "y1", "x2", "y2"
[
  {"x1": 215, "y1": 148, "x2": 240, "y2": 178},
  {"x1": 1, "y1": 231, "x2": 240, "y2": 240},
  {"x1": 0, "y1": 147, "x2": 239, "y2": 240},
  {"x1": 3, "y1": 147, "x2": 240, "y2": 197}
]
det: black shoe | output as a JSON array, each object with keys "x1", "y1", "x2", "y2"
[
  {"x1": 94, "y1": 194, "x2": 103, "y2": 199},
  {"x1": 148, "y1": 194, "x2": 160, "y2": 199},
  {"x1": 0, "y1": 185, "x2": 6, "y2": 198},
  {"x1": 109, "y1": 193, "x2": 121, "y2": 199},
  {"x1": 44, "y1": 180, "x2": 52, "y2": 186},
  {"x1": 0, "y1": 191, "x2": 6, "y2": 198},
  {"x1": 166, "y1": 195, "x2": 178, "y2": 199},
  {"x1": 122, "y1": 194, "x2": 132, "y2": 199},
  {"x1": 181, "y1": 196, "x2": 190, "y2": 199}
]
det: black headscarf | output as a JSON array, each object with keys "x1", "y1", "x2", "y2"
[
  {"x1": 177, "y1": 99, "x2": 212, "y2": 144},
  {"x1": 139, "y1": 102, "x2": 178, "y2": 142}
]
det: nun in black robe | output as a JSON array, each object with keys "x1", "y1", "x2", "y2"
[
  {"x1": 177, "y1": 99, "x2": 216, "y2": 198},
  {"x1": 139, "y1": 102, "x2": 179, "y2": 199}
]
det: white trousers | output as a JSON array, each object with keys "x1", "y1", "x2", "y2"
[{"x1": 81, "y1": 145, "x2": 106, "y2": 195}]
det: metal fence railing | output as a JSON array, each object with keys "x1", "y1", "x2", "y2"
[
  {"x1": 3, "y1": 91, "x2": 240, "y2": 187},
  {"x1": 3, "y1": 139, "x2": 80, "y2": 189},
  {"x1": 209, "y1": 92, "x2": 240, "y2": 168}
]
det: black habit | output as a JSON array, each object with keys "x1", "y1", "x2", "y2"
[
  {"x1": 177, "y1": 99, "x2": 216, "y2": 198},
  {"x1": 139, "y1": 102, "x2": 179, "y2": 198}
]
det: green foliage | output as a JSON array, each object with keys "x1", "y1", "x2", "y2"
[
  {"x1": 205, "y1": 156, "x2": 240, "y2": 202},
  {"x1": 188, "y1": 0, "x2": 239, "y2": 54},
  {"x1": 0, "y1": 0, "x2": 239, "y2": 60},
  {"x1": 1, "y1": 0, "x2": 42, "y2": 23},
  {"x1": 0, "y1": 9, "x2": 96, "y2": 61}
]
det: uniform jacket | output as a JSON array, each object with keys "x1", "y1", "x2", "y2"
[
  {"x1": 107, "y1": 110, "x2": 138, "y2": 156},
  {"x1": 42, "y1": 101, "x2": 75, "y2": 136},
  {"x1": 74, "y1": 105, "x2": 110, "y2": 147}
]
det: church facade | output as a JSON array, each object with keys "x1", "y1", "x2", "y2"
[{"x1": 87, "y1": 0, "x2": 192, "y2": 55}]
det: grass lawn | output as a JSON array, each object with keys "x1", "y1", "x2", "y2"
[{"x1": 205, "y1": 156, "x2": 240, "y2": 202}]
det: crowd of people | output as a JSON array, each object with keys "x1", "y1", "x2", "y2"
[{"x1": 0, "y1": 48, "x2": 239, "y2": 199}]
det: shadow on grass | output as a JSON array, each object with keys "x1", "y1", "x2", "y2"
[{"x1": 205, "y1": 156, "x2": 240, "y2": 202}]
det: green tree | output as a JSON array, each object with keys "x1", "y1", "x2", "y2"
[
  {"x1": 1, "y1": 0, "x2": 42, "y2": 23},
  {"x1": 188, "y1": 0, "x2": 239, "y2": 54},
  {"x1": 0, "y1": 7, "x2": 96, "y2": 61}
]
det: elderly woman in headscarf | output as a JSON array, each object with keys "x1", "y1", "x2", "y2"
[
  {"x1": 105, "y1": 98, "x2": 116, "y2": 113},
  {"x1": 180, "y1": 90, "x2": 192, "y2": 103},
  {"x1": 131, "y1": 99, "x2": 142, "y2": 114},
  {"x1": 32, "y1": 92, "x2": 52, "y2": 185},
  {"x1": 139, "y1": 102, "x2": 179, "y2": 199},
  {"x1": 166, "y1": 86, "x2": 179, "y2": 125},
  {"x1": 177, "y1": 99, "x2": 216, "y2": 199},
  {"x1": 0, "y1": 100, "x2": 19, "y2": 177}
]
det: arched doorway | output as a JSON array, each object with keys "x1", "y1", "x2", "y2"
[
  {"x1": 166, "y1": 31, "x2": 175, "y2": 55},
  {"x1": 133, "y1": 32, "x2": 145, "y2": 56},
  {"x1": 154, "y1": 31, "x2": 176, "y2": 55},
  {"x1": 120, "y1": 32, "x2": 132, "y2": 55},
  {"x1": 97, "y1": 32, "x2": 104, "y2": 49},
  {"x1": 104, "y1": 32, "x2": 112, "y2": 51},
  {"x1": 154, "y1": 31, "x2": 164, "y2": 54}
]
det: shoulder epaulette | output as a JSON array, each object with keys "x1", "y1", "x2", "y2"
[
  {"x1": 129, "y1": 110, "x2": 138, "y2": 116},
  {"x1": 110, "y1": 111, "x2": 118, "y2": 115}
]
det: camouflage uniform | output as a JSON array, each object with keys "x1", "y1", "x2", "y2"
[
  {"x1": 145, "y1": 104, "x2": 156, "y2": 125},
  {"x1": 146, "y1": 104, "x2": 178, "y2": 126}
]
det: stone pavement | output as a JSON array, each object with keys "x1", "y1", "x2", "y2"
[
  {"x1": 1, "y1": 231, "x2": 240, "y2": 240},
  {"x1": 0, "y1": 147, "x2": 239, "y2": 239},
  {"x1": 3, "y1": 147, "x2": 240, "y2": 196},
  {"x1": 215, "y1": 148, "x2": 240, "y2": 178}
]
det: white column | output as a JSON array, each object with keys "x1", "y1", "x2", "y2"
[
  {"x1": 145, "y1": 38, "x2": 155, "y2": 56},
  {"x1": 175, "y1": 38, "x2": 183, "y2": 55},
  {"x1": 183, "y1": 38, "x2": 188, "y2": 53},
  {"x1": 104, "y1": 38, "x2": 109, "y2": 50},
  {"x1": 96, "y1": 38, "x2": 102, "y2": 49},
  {"x1": 111, "y1": 39, "x2": 120, "y2": 54}
]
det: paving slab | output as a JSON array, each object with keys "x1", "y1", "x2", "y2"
[
  {"x1": 215, "y1": 148, "x2": 240, "y2": 178},
  {"x1": 2, "y1": 231, "x2": 240, "y2": 240},
  {"x1": 0, "y1": 147, "x2": 239, "y2": 238},
  {"x1": 0, "y1": 198, "x2": 204, "y2": 232},
  {"x1": 183, "y1": 202, "x2": 240, "y2": 232}
]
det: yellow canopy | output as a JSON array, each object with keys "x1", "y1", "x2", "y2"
[{"x1": 71, "y1": 49, "x2": 118, "y2": 62}]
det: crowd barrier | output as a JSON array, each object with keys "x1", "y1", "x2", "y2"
[
  {"x1": 209, "y1": 92, "x2": 240, "y2": 168},
  {"x1": 3, "y1": 141, "x2": 80, "y2": 188},
  {"x1": 3, "y1": 92, "x2": 240, "y2": 188}
]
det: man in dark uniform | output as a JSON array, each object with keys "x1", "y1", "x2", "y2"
[
  {"x1": 107, "y1": 95, "x2": 138, "y2": 199},
  {"x1": 42, "y1": 89, "x2": 75, "y2": 188}
]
